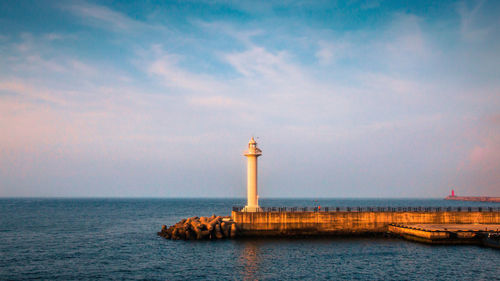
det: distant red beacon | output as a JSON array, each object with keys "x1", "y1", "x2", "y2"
[{"x1": 451, "y1": 189, "x2": 455, "y2": 197}]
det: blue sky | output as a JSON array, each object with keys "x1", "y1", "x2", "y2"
[{"x1": 0, "y1": 0, "x2": 499, "y2": 197}]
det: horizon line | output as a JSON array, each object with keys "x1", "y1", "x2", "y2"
[{"x1": 0, "y1": 196, "x2": 451, "y2": 199}]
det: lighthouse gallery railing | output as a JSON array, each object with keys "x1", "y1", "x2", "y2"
[{"x1": 232, "y1": 206, "x2": 500, "y2": 212}]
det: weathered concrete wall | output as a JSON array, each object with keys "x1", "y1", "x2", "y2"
[
  {"x1": 387, "y1": 225, "x2": 449, "y2": 240},
  {"x1": 231, "y1": 211, "x2": 500, "y2": 236}
]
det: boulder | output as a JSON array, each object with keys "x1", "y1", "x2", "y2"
[
  {"x1": 201, "y1": 230, "x2": 210, "y2": 239},
  {"x1": 171, "y1": 228, "x2": 180, "y2": 240},
  {"x1": 215, "y1": 224, "x2": 224, "y2": 239},
  {"x1": 193, "y1": 227, "x2": 203, "y2": 239},
  {"x1": 158, "y1": 216, "x2": 237, "y2": 240},
  {"x1": 166, "y1": 226, "x2": 174, "y2": 236},
  {"x1": 185, "y1": 229, "x2": 195, "y2": 240},
  {"x1": 191, "y1": 220, "x2": 201, "y2": 230},
  {"x1": 230, "y1": 224, "x2": 238, "y2": 238},
  {"x1": 221, "y1": 222, "x2": 230, "y2": 237}
]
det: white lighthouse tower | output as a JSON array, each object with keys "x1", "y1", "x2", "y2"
[{"x1": 243, "y1": 137, "x2": 262, "y2": 212}]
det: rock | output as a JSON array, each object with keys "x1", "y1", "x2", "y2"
[
  {"x1": 171, "y1": 228, "x2": 180, "y2": 240},
  {"x1": 185, "y1": 229, "x2": 195, "y2": 240},
  {"x1": 191, "y1": 220, "x2": 201, "y2": 230},
  {"x1": 208, "y1": 217, "x2": 221, "y2": 228},
  {"x1": 215, "y1": 224, "x2": 224, "y2": 239},
  {"x1": 193, "y1": 227, "x2": 203, "y2": 239},
  {"x1": 166, "y1": 226, "x2": 174, "y2": 236},
  {"x1": 178, "y1": 229, "x2": 186, "y2": 240},
  {"x1": 201, "y1": 230, "x2": 210, "y2": 239},
  {"x1": 230, "y1": 224, "x2": 237, "y2": 238},
  {"x1": 207, "y1": 219, "x2": 218, "y2": 231},
  {"x1": 158, "y1": 216, "x2": 237, "y2": 240},
  {"x1": 157, "y1": 224, "x2": 173, "y2": 239},
  {"x1": 221, "y1": 222, "x2": 230, "y2": 237}
]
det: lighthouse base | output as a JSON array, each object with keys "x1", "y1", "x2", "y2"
[{"x1": 242, "y1": 205, "x2": 263, "y2": 212}]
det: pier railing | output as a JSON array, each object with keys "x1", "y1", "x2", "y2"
[{"x1": 232, "y1": 206, "x2": 500, "y2": 213}]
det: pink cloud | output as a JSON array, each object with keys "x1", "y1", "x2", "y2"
[
  {"x1": 458, "y1": 113, "x2": 500, "y2": 196},
  {"x1": 147, "y1": 51, "x2": 226, "y2": 93}
]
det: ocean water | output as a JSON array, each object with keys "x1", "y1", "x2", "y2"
[{"x1": 0, "y1": 198, "x2": 499, "y2": 280}]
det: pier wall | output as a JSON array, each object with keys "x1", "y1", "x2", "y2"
[
  {"x1": 445, "y1": 196, "x2": 500, "y2": 203},
  {"x1": 231, "y1": 211, "x2": 500, "y2": 236}
]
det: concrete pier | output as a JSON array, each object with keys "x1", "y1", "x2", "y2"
[
  {"x1": 445, "y1": 196, "x2": 500, "y2": 203},
  {"x1": 388, "y1": 224, "x2": 500, "y2": 246},
  {"x1": 231, "y1": 210, "x2": 500, "y2": 236}
]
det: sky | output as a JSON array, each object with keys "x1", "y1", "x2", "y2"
[{"x1": 0, "y1": 0, "x2": 499, "y2": 198}]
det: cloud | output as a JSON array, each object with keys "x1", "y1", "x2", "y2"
[
  {"x1": 147, "y1": 49, "x2": 227, "y2": 93},
  {"x1": 187, "y1": 95, "x2": 244, "y2": 109},
  {"x1": 0, "y1": 80, "x2": 69, "y2": 106},
  {"x1": 382, "y1": 13, "x2": 431, "y2": 66},
  {"x1": 225, "y1": 47, "x2": 301, "y2": 81},
  {"x1": 64, "y1": 2, "x2": 164, "y2": 33},
  {"x1": 315, "y1": 40, "x2": 349, "y2": 65},
  {"x1": 1, "y1": 1, "x2": 500, "y2": 197},
  {"x1": 360, "y1": 73, "x2": 424, "y2": 96},
  {"x1": 457, "y1": 113, "x2": 500, "y2": 195},
  {"x1": 196, "y1": 20, "x2": 263, "y2": 46},
  {"x1": 43, "y1": 33, "x2": 76, "y2": 41},
  {"x1": 457, "y1": 0, "x2": 489, "y2": 41}
]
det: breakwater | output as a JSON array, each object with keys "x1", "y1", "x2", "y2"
[
  {"x1": 158, "y1": 215, "x2": 238, "y2": 240},
  {"x1": 445, "y1": 196, "x2": 500, "y2": 203},
  {"x1": 231, "y1": 207, "x2": 500, "y2": 237},
  {"x1": 158, "y1": 206, "x2": 500, "y2": 242}
]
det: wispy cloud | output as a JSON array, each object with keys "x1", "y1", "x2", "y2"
[
  {"x1": 315, "y1": 40, "x2": 350, "y2": 65},
  {"x1": 43, "y1": 33, "x2": 76, "y2": 41},
  {"x1": 1, "y1": 1, "x2": 500, "y2": 197},
  {"x1": 457, "y1": 0, "x2": 489, "y2": 41},
  {"x1": 196, "y1": 20, "x2": 263, "y2": 46},
  {"x1": 187, "y1": 95, "x2": 244, "y2": 108},
  {"x1": 147, "y1": 48, "x2": 227, "y2": 93},
  {"x1": 224, "y1": 47, "x2": 302, "y2": 83},
  {"x1": 64, "y1": 2, "x2": 165, "y2": 33},
  {"x1": 0, "y1": 80, "x2": 69, "y2": 106}
]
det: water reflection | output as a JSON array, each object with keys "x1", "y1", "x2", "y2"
[{"x1": 237, "y1": 240, "x2": 262, "y2": 281}]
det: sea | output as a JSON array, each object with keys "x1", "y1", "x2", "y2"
[{"x1": 0, "y1": 198, "x2": 499, "y2": 280}]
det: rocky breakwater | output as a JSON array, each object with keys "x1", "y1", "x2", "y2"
[{"x1": 158, "y1": 215, "x2": 238, "y2": 240}]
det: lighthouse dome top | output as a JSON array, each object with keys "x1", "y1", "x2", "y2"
[{"x1": 244, "y1": 137, "x2": 262, "y2": 156}]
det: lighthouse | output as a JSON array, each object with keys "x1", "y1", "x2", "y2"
[{"x1": 243, "y1": 137, "x2": 262, "y2": 212}]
